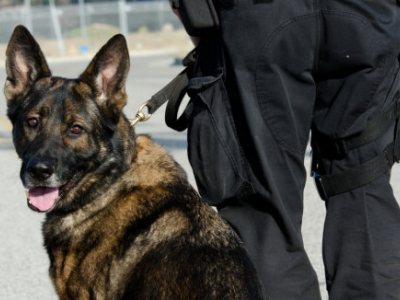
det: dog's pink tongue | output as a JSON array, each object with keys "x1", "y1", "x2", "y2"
[{"x1": 28, "y1": 187, "x2": 59, "y2": 212}]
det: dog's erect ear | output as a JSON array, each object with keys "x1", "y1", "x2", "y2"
[
  {"x1": 4, "y1": 25, "x2": 51, "y2": 105},
  {"x1": 79, "y1": 34, "x2": 130, "y2": 126}
]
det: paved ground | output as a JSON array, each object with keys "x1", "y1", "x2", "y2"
[{"x1": 0, "y1": 53, "x2": 399, "y2": 300}]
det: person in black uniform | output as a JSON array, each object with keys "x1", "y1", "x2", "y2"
[{"x1": 170, "y1": 1, "x2": 400, "y2": 299}]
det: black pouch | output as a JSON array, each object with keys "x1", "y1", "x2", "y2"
[
  {"x1": 171, "y1": 0, "x2": 219, "y2": 36},
  {"x1": 185, "y1": 37, "x2": 254, "y2": 207}
]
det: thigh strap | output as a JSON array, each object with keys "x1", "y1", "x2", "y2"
[{"x1": 311, "y1": 95, "x2": 400, "y2": 200}]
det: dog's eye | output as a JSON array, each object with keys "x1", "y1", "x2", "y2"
[
  {"x1": 71, "y1": 125, "x2": 84, "y2": 135},
  {"x1": 27, "y1": 118, "x2": 39, "y2": 128}
]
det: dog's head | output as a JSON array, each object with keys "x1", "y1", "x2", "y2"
[{"x1": 4, "y1": 25, "x2": 135, "y2": 213}]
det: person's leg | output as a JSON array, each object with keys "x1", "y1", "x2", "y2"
[
  {"x1": 322, "y1": 173, "x2": 400, "y2": 300},
  {"x1": 313, "y1": 2, "x2": 400, "y2": 299},
  {"x1": 214, "y1": 1, "x2": 322, "y2": 299}
]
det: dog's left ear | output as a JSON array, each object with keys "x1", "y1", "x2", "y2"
[
  {"x1": 80, "y1": 34, "x2": 130, "y2": 126},
  {"x1": 4, "y1": 25, "x2": 51, "y2": 108}
]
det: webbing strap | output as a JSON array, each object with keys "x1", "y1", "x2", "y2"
[
  {"x1": 146, "y1": 68, "x2": 189, "y2": 114},
  {"x1": 133, "y1": 50, "x2": 196, "y2": 131},
  {"x1": 314, "y1": 147, "x2": 395, "y2": 200},
  {"x1": 312, "y1": 96, "x2": 400, "y2": 159},
  {"x1": 164, "y1": 69, "x2": 192, "y2": 131},
  {"x1": 146, "y1": 50, "x2": 196, "y2": 116},
  {"x1": 145, "y1": 65, "x2": 192, "y2": 131},
  {"x1": 312, "y1": 97, "x2": 400, "y2": 200}
]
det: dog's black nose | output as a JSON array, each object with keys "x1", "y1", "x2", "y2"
[{"x1": 27, "y1": 159, "x2": 54, "y2": 180}]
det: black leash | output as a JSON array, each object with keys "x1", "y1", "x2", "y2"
[{"x1": 130, "y1": 50, "x2": 196, "y2": 131}]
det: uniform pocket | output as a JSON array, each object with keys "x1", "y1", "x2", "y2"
[{"x1": 187, "y1": 74, "x2": 253, "y2": 206}]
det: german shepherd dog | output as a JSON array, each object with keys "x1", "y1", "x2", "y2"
[{"x1": 4, "y1": 25, "x2": 263, "y2": 299}]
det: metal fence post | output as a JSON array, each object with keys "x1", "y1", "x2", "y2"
[
  {"x1": 49, "y1": 0, "x2": 65, "y2": 55},
  {"x1": 24, "y1": 0, "x2": 33, "y2": 32},
  {"x1": 79, "y1": 0, "x2": 87, "y2": 38},
  {"x1": 157, "y1": 1, "x2": 164, "y2": 31},
  {"x1": 118, "y1": 0, "x2": 128, "y2": 37}
]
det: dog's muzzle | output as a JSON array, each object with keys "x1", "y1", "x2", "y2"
[{"x1": 23, "y1": 158, "x2": 82, "y2": 213}]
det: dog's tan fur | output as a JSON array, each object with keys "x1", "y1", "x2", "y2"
[{"x1": 5, "y1": 25, "x2": 263, "y2": 300}]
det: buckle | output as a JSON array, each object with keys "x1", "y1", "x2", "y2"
[{"x1": 313, "y1": 172, "x2": 329, "y2": 201}]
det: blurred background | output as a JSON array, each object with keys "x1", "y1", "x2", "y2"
[{"x1": 0, "y1": 0, "x2": 192, "y2": 60}]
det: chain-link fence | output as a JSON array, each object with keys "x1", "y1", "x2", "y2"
[{"x1": 0, "y1": 0, "x2": 185, "y2": 56}]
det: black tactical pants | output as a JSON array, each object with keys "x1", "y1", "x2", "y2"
[{"x1": 187, "y1": 0, "x2": 400, "y2": 299}]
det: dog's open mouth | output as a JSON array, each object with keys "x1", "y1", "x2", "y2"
[
  {"x1": 26, "y1": 173, "x2": 81, "y2": 212},
  {"x1": 27, "y1": 187, "x2": 59, "y2": 212}
]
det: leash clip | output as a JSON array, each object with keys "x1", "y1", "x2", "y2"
[{"x1": 130, "y1": 101, "x2": 152, "y2": 127}]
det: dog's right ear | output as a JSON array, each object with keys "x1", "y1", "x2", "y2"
[
  {"x1": 4, "y1": 25, "x2": 51, "y2": 107},
  {"x1": 79, "y1": 34, "x2": 130, "y2": 128}
]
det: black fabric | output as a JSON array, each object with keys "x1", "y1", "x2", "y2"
[
  {"x1": 315, "y1": 147, "x2": 395, "y2": 200},
  {"x1": 312, "y1": 97, "x2": 400, "y2": 159},
  {"x1": 312, "y1": 94, "x2": 400, "y2": 199},
  {"x1": 184, "y1": 1, "x2": 400, "y2": 300},
  {"x1": 215, "y1": 0, "x2": 235, "y2": 10},
  {"x1": 394, "y1": 95, "x2": 400, "y2": 162},
  {"x1": 173, "y1": 0, "x2": 219, "y2": 36},
  {"x1": 186, "y1": 37, "x2": 254, "y2": 206}
]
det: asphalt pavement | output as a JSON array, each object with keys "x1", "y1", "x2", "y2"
[{"x1": 0, "y1": 53, "x2": 399, "y2": 300}]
